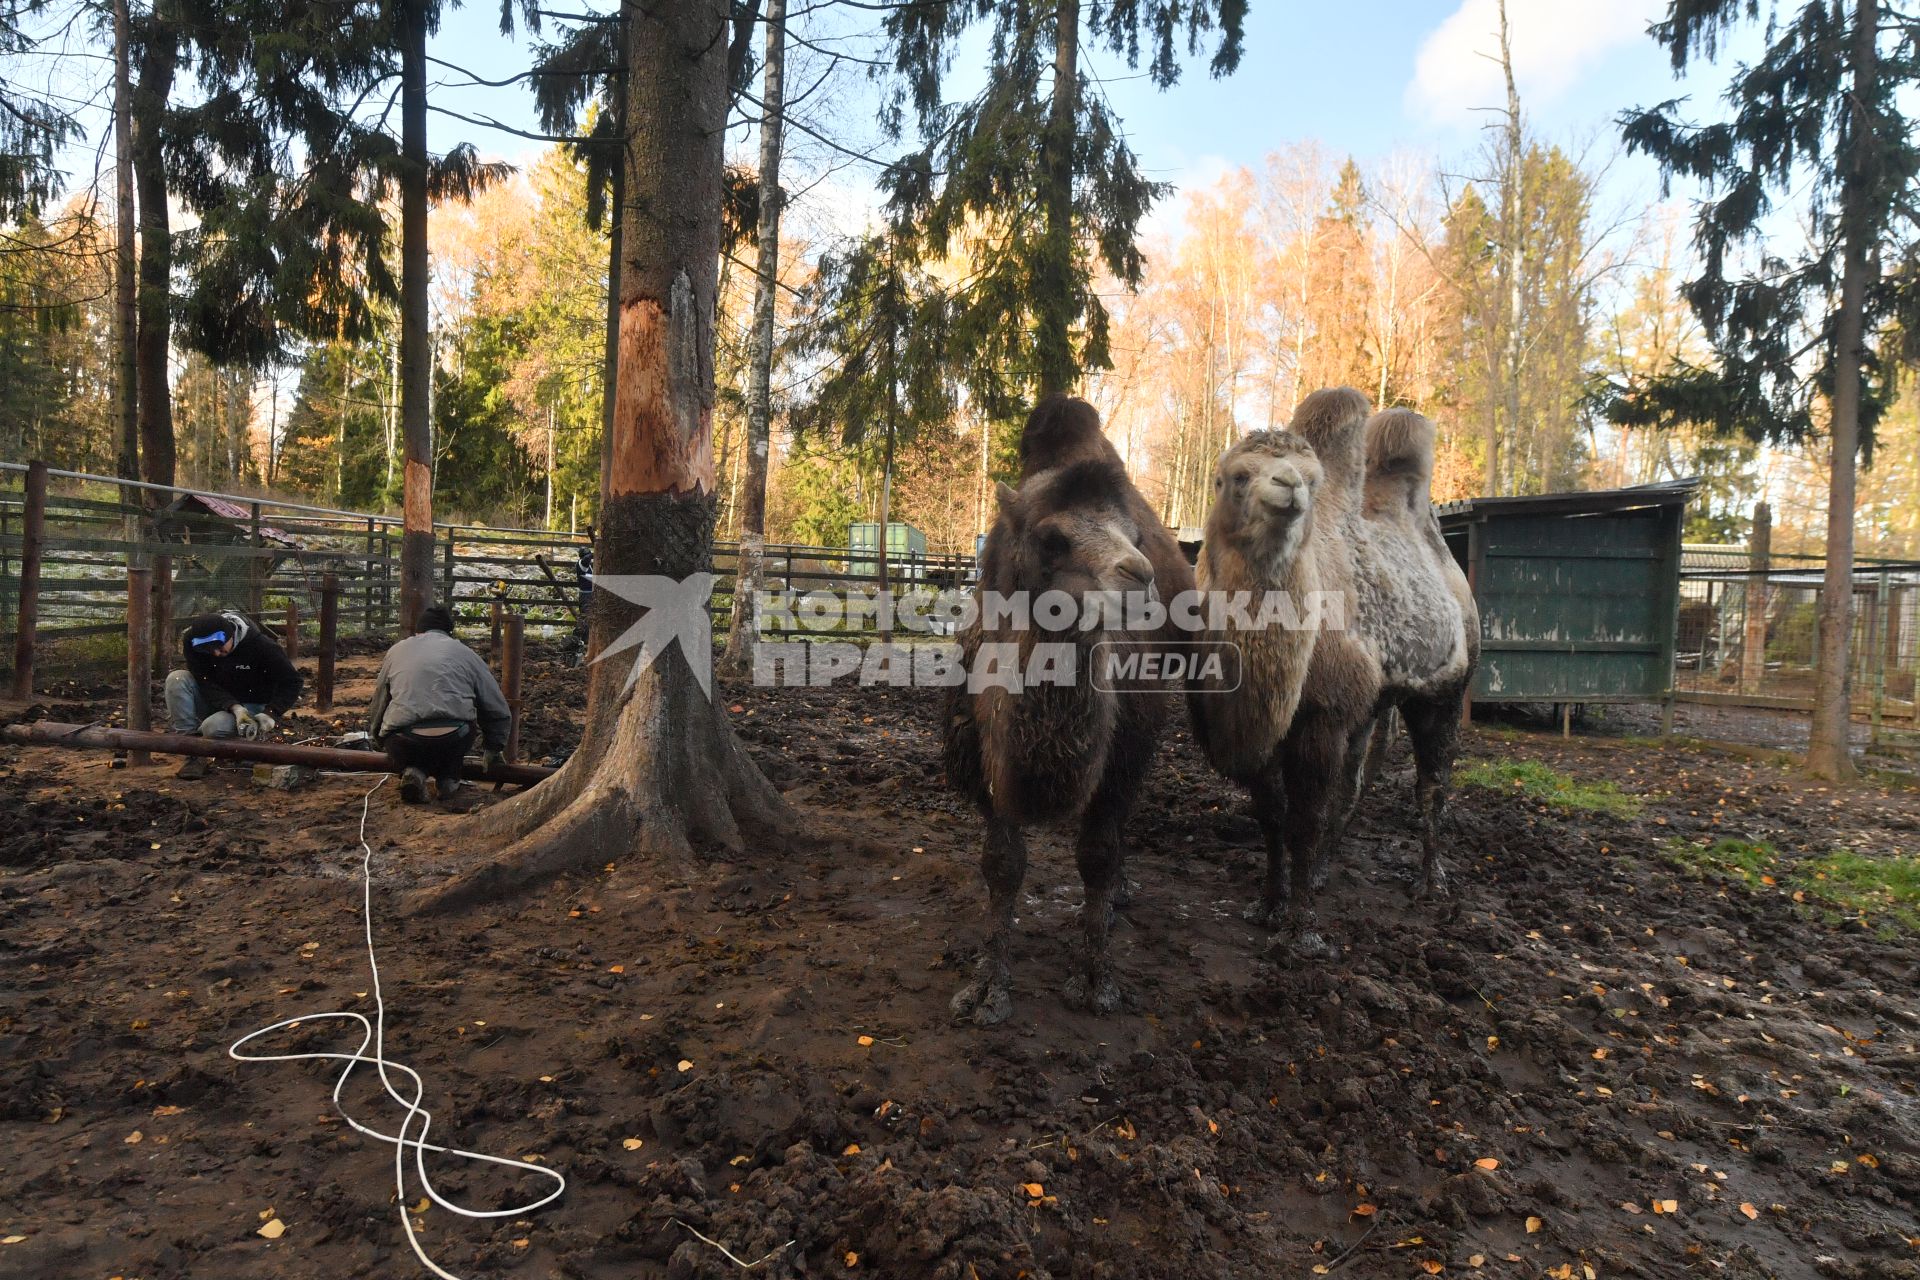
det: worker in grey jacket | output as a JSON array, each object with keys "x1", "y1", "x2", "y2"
[{"x1": 367, "y1": 605, "x2": 513, "y2": 807}]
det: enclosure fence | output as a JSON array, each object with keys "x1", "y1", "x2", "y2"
[
  {"x1": 0, "y1": 461, "x2": 980, "y2": 688},
  {"x1": 1675, "y1": 544, "x2": 1920, "y2": 754}
]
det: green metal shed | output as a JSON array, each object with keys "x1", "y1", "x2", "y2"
[{"x1": 1437, "y1": 478, "x2": 1698, "y2": 712}]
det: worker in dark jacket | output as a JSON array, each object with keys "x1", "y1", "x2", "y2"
[
  {"x1": 368, "y1": 605, "x2": 512, "y2": 808},
  {"x1": 165, "y1": 611, "x2": 304, "y2": 779}
]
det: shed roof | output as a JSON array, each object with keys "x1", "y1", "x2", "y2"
[
  {"x1": 1437, "y1": 477, "x2": 1699, "y2": 525},
  {"x1": 163, "y1": 493, "x2": 302, "y2": 546}
]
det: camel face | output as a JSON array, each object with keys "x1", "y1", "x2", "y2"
[
  {"x1": 995, "y1": 464, "x2": 1156, "y2": 622},
  {"x1": 1206, "y1": 431, "x2": 1322, "y2": 557}
]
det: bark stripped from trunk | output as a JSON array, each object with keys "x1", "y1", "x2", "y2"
[
  {"x1": 398, "y1": 0, "x2": 435, "y2": 633},
  {"x1": 721, "y1": 0, "x2": 786, "y2": 676},
  {"x1": 408, "y1": 0, "x2": 792, "y2": 914}
]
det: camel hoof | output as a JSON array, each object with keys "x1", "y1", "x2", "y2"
[
  {"x1": 1242, "y1": 899, "x2": 1285, "y2": 930},
  {"x1": 1063, "y1": 972, "x2": 1123, "y2": 1016},
  {"x1": 1415, "y1": 863, "x2": 1451, "y2": 902},
  {"x1": 950, "y1": 975, "x2": 1013, "y2": 1026}
]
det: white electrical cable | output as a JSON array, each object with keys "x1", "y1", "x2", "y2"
[{"x1": 229, "y1": 773, "x2": 567, "y2": 1280}]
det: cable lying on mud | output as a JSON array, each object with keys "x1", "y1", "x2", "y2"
[{"x1": 229, "y1": 774, "x2": 567, "y2": 1280}]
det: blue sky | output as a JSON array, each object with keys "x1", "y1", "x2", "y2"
[{"x1": 425, "y1": 0, "x2": 1757, "y2": 228}]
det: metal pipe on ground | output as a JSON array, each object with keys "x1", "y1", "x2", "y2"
[{"x1": 3, "y1": 721, "x2": 553, "y2": 786}]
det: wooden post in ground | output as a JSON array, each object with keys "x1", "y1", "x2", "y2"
[
  {"x1": 126, "y1": 564, "x2": 152, "y2": 765},
  {"x1": 247, "y1": 501, "x2": 265, "y2": 616},
  {"x1": 364, "y1": 518, "x2": 378, "y2": 633},
  {"x1": 317, "y1": 572, "x2": 339, "y2": 711},
  {"x1": 150, "y1": 552, "x2": 171, "y2": 679},
  {"x1": 1741, "y1": 502, "x2": 1771, "y2": 695},
  {"x1": 284, "y1": 597, "x2": 300, "y2": 661},
  {"x1": 490, "y1": 598, "x2": 504, "y2": 672},
  {"x1": 440, "y1": 526, "x2": 456, "y2": 611},
  {"x1": 10, "y1": 460, "x2": 47, "y2": 700},
  {"x1": 503, "y1": 613, "x2": 525, "y2": 763}
]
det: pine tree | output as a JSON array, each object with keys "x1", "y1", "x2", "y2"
[
  {"x1": 880, "y1": 0, "x2": 1245, "y2": 410},
  {"x1": 1600, "y1": 0, "x2": 1920, "y2": 779}
]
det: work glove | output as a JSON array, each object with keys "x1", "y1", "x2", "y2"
[
  {"x1": 233, "y1": 706, "x2": 260, "y2": 740},
  {"x1": 253, "y1": 712, "x2": 278, "y2": 737},
  {"x1": 483, "y1": 749, "x2": 506, "y2": 771}
]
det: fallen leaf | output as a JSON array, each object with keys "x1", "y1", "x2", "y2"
[
  {"x1": 124, "y1": 1130, "x2": 143, "y2": 1145},
  {"x1": 1022, "y1": 1182, "x2": 1045, "y2": 1198},
  {"x1": 1857, "y1": 1153, "x2": 1880, "y2": 1168},
  {"x1": 151, "y1": 1105, "x2": 185, "y2": 1117},
  {"x1": 1739, "y1": 1203, "x2": 1759, "y2": 1220},
  {"x1": 2, "y1": 1236, "x2": 26, "y2": 1245},
  {"x1": 1468, "y1": 1256, "x2": 1485, "y2": 1269},
  {"x1": 1654, "y1": 1199, "x2": 1678, "y2": 1215},
  {"x1": 511, "y1": 1238, "x2": 530, "y2": 1249},
  {"x1": 1474, "y1": 1158, "x2": 1499, "y2": 1171},
  {"x1": 1312, "y1": 1268, "x2": 1330, "y2": 1276},
  {"x1": 842, "y1": 1143, "x2": 861, "y2": 1156},
  {"x1": 857, "y1": 1035, "x2": 875, "y2": 1047},
  {"x1": 621, "y1": 1138, "x2": 644, "y2": 1151},
  {"x1": 676, "y1": 1060, "x2": 693, "y2": 1072},
  {"x1": 1352, "y1": 1203, "x2": 1377, "y2": 1217},
  {"x1": 257, "y1": 1218, "x2": 286, "y2": 1240},
  {"x1": 845, "y1": 1251, "x2": 859, "y2": 1268},
  {"x1": 413, "y1": 1198, "x2": 429, "y2": 1214},
  {"x1": 1421, "y1": 1262, "x2": 1443, "y2": 1275},
  {"x1": 608, "y1": 965, "x2": 624, "y2": 974},
  {"x1": 1526, "y1": 1216, "x2": 1544, "y2": 1234}
]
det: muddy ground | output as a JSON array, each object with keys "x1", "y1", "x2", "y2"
[{"x1": 1, "y1": 644, "x2": 1917, "y2": 1280}]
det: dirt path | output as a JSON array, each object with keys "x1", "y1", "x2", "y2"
[{"x1": 2, "y1": 653, "x2": 1917, "y2": 1279}]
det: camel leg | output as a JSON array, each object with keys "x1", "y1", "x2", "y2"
[
  {"x1": 1310, "y1": 718, "x2": 1376, "y2": 892},
  {"x1": 1243, "y1": 775, "x2": 1289, "y2": 928},
  {"x1": 1359, "y1": 708, "x2": 1395, "y2": 796},
  {"x1": 950, "y1": 814, "x2": 1027, "y2": 1026},
  {"x1": 1401, "y1": 693, "x2": 1462, "y2": 900},
  {"x1": 1064, "y1": 806, "x2": 1126, "y2": 1014},
  {"x1": 1277, "y1": 718, "x2": 1345, "y2": 954}
]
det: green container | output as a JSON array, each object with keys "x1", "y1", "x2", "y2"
[{"x1": 1438, "y1": 480, "x2": 1696, "y2": 704}]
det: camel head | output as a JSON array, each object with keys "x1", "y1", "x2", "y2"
[
  {"x1": 991, "y1": 459, "x2": 1155, "y2": 620},
  {"x1": 1205, "y1": 430, "x2": 1322, "y2": 563}
]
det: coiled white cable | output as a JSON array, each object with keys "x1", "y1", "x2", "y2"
[{"x1": 229, "y1": 774, "x2": 567, "y2": 1279}]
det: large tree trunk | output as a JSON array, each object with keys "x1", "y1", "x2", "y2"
[
  {"x1": 132, "y1": 13, "x2": 176, "y2": 495},
  {"x1": 721, "y1": 0, "x2": 786, "y2": 677},
  {"x1": 1807, "y1": 0, "x2": 1876, "y2": 781},
  {"x1": 408, "y1": 0, "x2": 793, "y2": 914},
  {"x1": 1491, "y1": 0, "x2": 1521, "y2": 499},
  {"x1": 397, "y1": 0, "x2": 435, "y2": 633},
  {"x1": 112, "y1": 0, "x2": 138, "y2": 503},
  {"x1": 1034, "y1": 0, "x2": 1080, "y2": 399}
]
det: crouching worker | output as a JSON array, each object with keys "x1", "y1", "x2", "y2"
[
  {"x1": 368, "y1": 605, "x2": 512, "y2": 809},
  {"x1": 166, "y1": 611, "x2": 304, "y2": 779}
]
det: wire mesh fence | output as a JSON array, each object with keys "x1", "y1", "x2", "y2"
[{"x1": 1674, "y1": 544, "x2": 1920, "y2": 757}]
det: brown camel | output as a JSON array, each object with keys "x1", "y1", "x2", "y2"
[
  {"x1": 1190, "y1": 389, "x2": 1478, "y2": 939},
  {"x1": 944, "y1": 394, "x2": 1195, "y2": 1024}
]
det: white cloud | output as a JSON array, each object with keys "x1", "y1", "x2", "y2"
[{"x1": 1406, "y1": 0, "x2": 1665, "y2": 125}]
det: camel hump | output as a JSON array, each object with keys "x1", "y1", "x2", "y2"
[
  {"x1": 1365, "y1": 408, "x2": 1436, "y2": 487},
  {"x1": 1289, "y1": 386, "x2": 1371, "y2": 510},
  {"x1": 1019, "y1": 393, "x2": 1120, "y2": 477}
]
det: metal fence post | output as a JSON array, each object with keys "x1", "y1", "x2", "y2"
[
  {"x1": 503, "y1": 613, "x2": 525, "y2": 763},
  {"x1": 10, "y1": 460, "x2": 47, "y2": 699},
  {"x1": 317, "y1": 571, "x2": 339, "y2": 711},
  {"x1": 126, "y1": 564, "x2": 152, "y2": 766}
]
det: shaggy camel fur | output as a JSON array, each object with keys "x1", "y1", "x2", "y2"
[
  {"x1": 944, "y1": 395, "x2": 1194, "y2": 1024},
  {"x1": 1190, "y1": 388, "x2": 1478, "y2": 934}
]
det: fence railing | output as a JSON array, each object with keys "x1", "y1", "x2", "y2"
[
  {"x1": 1674, "y1": 554, "x2": 1920, "y2": 750},
  {"x1": 0, "y1": 461, "x2": 980, "y2": 685}
]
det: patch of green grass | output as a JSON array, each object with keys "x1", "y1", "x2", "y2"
[
  {"x1": 1798, "y1": 850, "x2": 1920, "y2": 931},
  {"x1": 1662, "y1": 838, "x2": 1920, "y2": 933},
  {"x1": 1664, "y1": 836, "x2": 1779, "y2": 890},
  {"x1": 1457, "y1": 759, "x2": 1643, "y2": 818}
]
